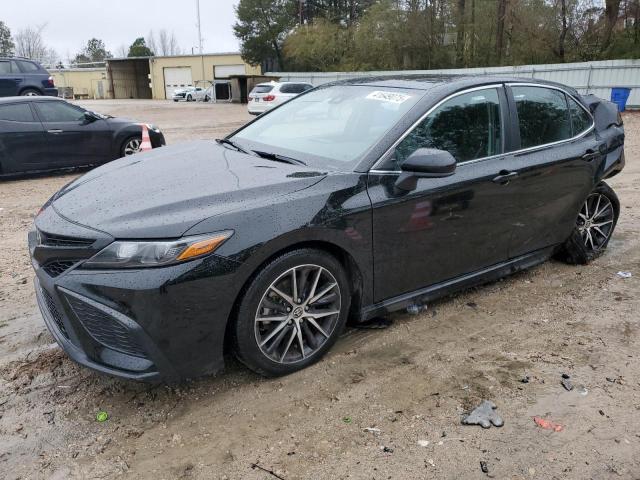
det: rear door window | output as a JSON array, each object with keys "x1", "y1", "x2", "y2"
[
  {"x1": 280, "y1": 83, "x2": 311, "y2": 94},
  {"x1": 0, "y1": 103, "x2": 37, "y2": 122},
  {"x1": 512, "y1": 86, "x2": 571, "y2": 148},
  {"x1": 35, "y1": 102, "x2": 85, "y2": 122},
  {"x1": 0, "y1": 61, "x2": 10, "y2": 75},
  {"x1": 388, "y1": 87, "x2": 503, "y2": 168},
  {"x1": 567, "y1": 96, "x2": 593, "y2": 136}
]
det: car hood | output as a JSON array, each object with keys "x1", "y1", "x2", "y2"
[{"x1": 51, "y1": 141, "x2": 328, "y2": 238}]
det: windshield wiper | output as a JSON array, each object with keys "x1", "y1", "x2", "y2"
[
  {"x1": 252, "y1": 150, "x2": 307, "y2": 166},
  {"x1": 215, "y1": 138, "x2": 250, "y2": 154}
]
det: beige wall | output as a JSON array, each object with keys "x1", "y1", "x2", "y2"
[
  {"x1": 149, "y1": 54, "x2": 260, "y2": 100},
  {"x1": 51, "y1": 68, "x2": 108, "y2": 99}
]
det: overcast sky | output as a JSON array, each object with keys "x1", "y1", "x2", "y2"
[{"x1": 2, "y1": 0, "x2": 241, "y2": 61}]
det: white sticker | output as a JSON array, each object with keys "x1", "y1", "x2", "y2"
[{"x1": 366, "y1": 90, "x2": 411, "y2": 104}]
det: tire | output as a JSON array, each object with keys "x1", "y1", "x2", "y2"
[
  {"x1": 233, "y1": 249, "x2": 350, "y2": 376},
  {"x1": 204, "y1": 95, "x2": 210, "y2": 102},
  {"x1": 187, "y1": 95, "x2": 192, "y2": 102},
  {"x1": 173, "y1": 99, "x2": 179, "y2": 102},
  {"x1": 560, "y1": 182, "x2": 620, "y2": 265},
  {"x1": 121, "y1": 136, "x2": 142, "y2": 157},
  {"x1": 20, "y1": 88, "x2": 42, "y2": 96}
]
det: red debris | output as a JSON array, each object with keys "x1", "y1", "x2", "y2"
[{"x1": 533, "y1": 416, "x2": 564, "y2": 432}]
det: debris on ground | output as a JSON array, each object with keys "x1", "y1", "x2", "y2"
[
  {"x1": 250, "y1": 463, "x2": 286, "y2": 480},
  {"x1": 462, "y1": 400, "x2": 504, "y2": 428},
  {"x1": 406, "y1": 303, "x2": 426, "y2": 315},
  {"x1": 480, "y1": 460, "x2": 489, "y2": 473},
  {"x1": 561, "y1": 373, "x2": 574, "y2": 391},
  {"x1": 354, "y1": 317, "x2": 394, "y2": 329},
  {"x1": 417, "y1": 439, "x2": 430, "y2": 447},
  {"x1": 381, "y1": 446, "x2": 394, "y2": 453},
  {"x1": 96, "y1": 411, "x2": 108, "y2": 423},
  {"x1": 466, "y1": 302, "x2": 478, "y2": 308},
  {"x1": 521, "y1": 374, "x2": 530, "y2": 383},
  {"x1": 533, "y1": 416, "x2": 563, "y2": 432},
  {"x1": 342, "y1": 416, "x2": 352, "y2": 424},
  {"x1": 616, "y1": 271, "x2": 632, "y2": 278},
  {"x1": 363, "y1": 427, "x2": 381, "y2": 435}
]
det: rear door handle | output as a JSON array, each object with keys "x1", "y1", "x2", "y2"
[
  {"x1": 47, "y1": 129, "x2": 63, "y2": 134},
  {"x1": 492, "y1": 171, "x2": 518, "y2": 185},
  {"x1": 581, "y1": 150, "x2": 599, "y2": 161}
]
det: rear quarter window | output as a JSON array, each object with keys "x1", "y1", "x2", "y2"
[
  {"x1": 567, "y1": 96, "x2": 593, "y2": 135},
  {"x1": 512, "y1": 86, "x2": 571, "y2": 148},
  {"x1": 17, "y1": 60, "x2": 41, "y2": 73},
  {"x1": 0, "y1": 103, "x2": 36, "y2": 122}
]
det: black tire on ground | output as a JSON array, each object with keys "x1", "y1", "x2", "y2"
[
  {"x1": 187, "y1": 95, "x2": 192, "y2": 102},
  {"x1": 173, "y1": 99, "x2": 179, "y2": 102},
  {"x1": 233, "y1": 248, "x2": 351, "y2": 377},
  {"x1": 20, "y1": 88, "x2": 42, "y2": 96},
  {"x1": 559, "y1": 182, "x2": 620, "y2": 265}
]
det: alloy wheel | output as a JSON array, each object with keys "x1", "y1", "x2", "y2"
[
  {"x1": 577, "y1": 193, "x2": 614, "y2": 251},
  {"x1": 255, "y1": 264, "x2": 341, "y2": 364},
  {"x1": 123, "y1": 138, "x2": 142, "y2": 156}
]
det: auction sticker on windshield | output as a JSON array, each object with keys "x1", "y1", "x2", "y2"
[{"x1": 366, "y1": 91, "x2": 412, "y2": 104}]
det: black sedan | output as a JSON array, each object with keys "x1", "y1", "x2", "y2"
[
  {"x1": 29, "y1": 76, "x2": 625, "y2": 381},
  {"x1": 0, "y1": 97, "x2": 165, "y2": 176}
]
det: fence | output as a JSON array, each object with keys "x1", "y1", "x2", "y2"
[{"x1": 269, "y1": 59, "x2": 640, "y2": 108}]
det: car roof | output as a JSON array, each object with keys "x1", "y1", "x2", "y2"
[
  {"x1": 325, "y1": 74, "x2": 578, "y2": 94},
  {"x1": 255, "y1": 81, "x2": 312, "y2": 87},
  {"x1": 0, "y1": 96, "x2": 63, "y2": 105}
]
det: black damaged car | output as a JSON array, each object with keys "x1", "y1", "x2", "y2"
[
  {"x1": 0, "y1": 96, "x2": 165, "y2": 176},
  {"x1": 29, "y1": 76, "x2": 625, "y2": 381}
]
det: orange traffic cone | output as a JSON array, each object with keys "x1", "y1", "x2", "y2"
[{"x1": 140, "y1": 124, "x2": 152, "y2": 152}]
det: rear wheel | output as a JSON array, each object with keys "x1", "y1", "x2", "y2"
[
  {"x1": 21, "y1": 88, "x2": 41, "y2": 96},
  {"x1": 187, "y1": 94, "x2": 193, "y2": 102},
  {"x1": 560, "y1": 182, "x2": 619, "y2": 264},
  {"x1": 233, "y1": 249, "x2": 350, "y2": 376}
]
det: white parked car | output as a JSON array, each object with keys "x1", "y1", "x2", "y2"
[
  {"x1": 247, "y1": 81, "x2": 314, "y2": 115},
  {"x1": 172, "y1": 86, "x2": 211, "y2": 102}
]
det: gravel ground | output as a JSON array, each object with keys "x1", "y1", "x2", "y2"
[{"x1": 0, "y1": 101, "x2": 638, "y2": 480}]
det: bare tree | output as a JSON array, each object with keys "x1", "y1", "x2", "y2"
[
  {"x1": 602, "y1": 0, "x2": 622, "y2": 50},
  {"x1": 14, "y1": 24, "x2": 59, "y2": 65},
  {"x1": 158, "y1": 29, "x2": 181, "y2": 56},
  {"x1": 116, "y1": 44, "x2": 128, "y2": 58},
  {"x1": 146, "y1": 30, "x2": 158, "y2": 56}
]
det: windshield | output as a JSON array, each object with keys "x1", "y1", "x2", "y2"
[{"x1": 232, "y1": 85, "x2": 423, "y2": 169}]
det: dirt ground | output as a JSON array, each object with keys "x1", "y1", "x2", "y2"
[{"x1": 0, "y1": 101, "x2": 639, "y2": 480}]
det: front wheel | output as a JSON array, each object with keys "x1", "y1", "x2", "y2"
[
  {"x1": 121, "y1": 136, "x2": 142, "y2": 157},
  {"x1": 187, "y1": 94, "x2": 192, "y2": 102},
  {"x1": 560, "y1": 182, "x2": 620, "y2": 264},
  {"x1": 233, "y1": 249, "x2": 350, "y2": 376}
]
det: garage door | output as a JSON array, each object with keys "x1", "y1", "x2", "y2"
[
  {"x1": 164, "y1": 67, "x2": 193, "y2": 99},
  {"x1": 214, "y1": 64, "x2": 246, "y2": 78}
]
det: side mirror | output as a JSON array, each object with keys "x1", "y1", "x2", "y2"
[
  {"x1": 83, "y1": 111, "x2": 97, "y2": 123},
  {"x1": 395, "y1": 148, "x2": 457, "y2": 191}
]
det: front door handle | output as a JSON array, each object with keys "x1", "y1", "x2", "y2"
[
  {"x1": 47, "y1": 129, "x2": 63, "y2": 134},
  {"x1": 492, "y1": 170, "x2": 518, "y2": 185}
]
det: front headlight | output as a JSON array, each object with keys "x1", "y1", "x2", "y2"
[{"x1": 82, "y1": 231, "x2": 233, "y2": 269}]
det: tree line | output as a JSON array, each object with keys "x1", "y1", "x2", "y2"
[
  {"x1": 0, "y1": 21, "x2": 182, "y2": 67},
  {"x1": 234, "y1": 0, "x2": 640, "y2": 71}
]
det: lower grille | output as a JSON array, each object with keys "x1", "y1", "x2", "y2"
[
  {"x1": 43, "y1": 260, "x2": 77, "y2": 277},
  {"x1": 41, "y1": 288, "x2": 69, "y2": 339},
  {"x1": 66, "y1": 296, "x2": 147, "y2": 358}
]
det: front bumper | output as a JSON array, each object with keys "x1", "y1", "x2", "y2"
[{"x1": 30, "y1": 207, "x2": 242, "y2": 382}]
